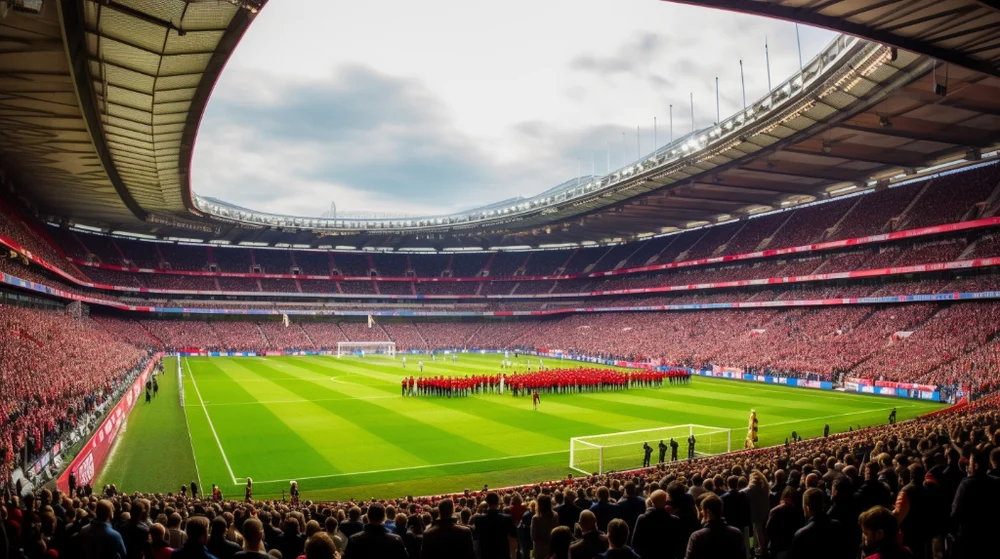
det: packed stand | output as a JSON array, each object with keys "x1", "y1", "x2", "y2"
[
  {"x1": 7, "y1": 387, "x2": 999, "y2": 559},
  {"x1": 0, "y1": 306, "x2": 148, "y2": 489}
]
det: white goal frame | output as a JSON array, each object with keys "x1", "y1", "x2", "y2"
[
  {"x1": 569, "y1": 424, "x2": 732, "y2": 474},
  {"x1": 336, "y1": 341, "x2": 396, "y2": 359}
]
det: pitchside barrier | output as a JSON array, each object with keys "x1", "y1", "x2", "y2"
[
  {"x1": 693, "y1": 367, "x2": 944, "y2": 402},
  {"x1": 570, "y1": 424, "x2": 732, "y2": 475}
]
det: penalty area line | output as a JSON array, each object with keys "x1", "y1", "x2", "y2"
[
  {"x1": 185, "y1": 358, "x2": 240, "y2": 486},
  {"x1": 251, "y1": 449, "x2": 568, "y2": 485}
]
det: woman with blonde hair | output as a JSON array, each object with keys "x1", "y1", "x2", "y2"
[{"x1": 744, "y1": 470, "x2": 771, "y2": 557}]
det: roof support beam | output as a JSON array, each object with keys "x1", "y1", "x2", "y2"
[
  {"x1": 891, "y1": 90, "x2": 1000, "y2": 118},
  {"x1": 737, "y1": 161, "x2": 861, "y2": 182},
  {"x1": 660, "y1": 0, "x2": 1000, "y2": 77},
  {"x1": 699, "y1": 179, "x2": 817, "y2": 198},
  {"x1": 781, "y1": 146, "x2": 922, "y2": 169},
  {"x1": 837, "y1": 123, "x2": 999, "y2": 148},
  {"x1": 59, "y1": 0, "x2": 146, "y2": 221}
]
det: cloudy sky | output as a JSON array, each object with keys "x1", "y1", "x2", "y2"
[{"x1": 191, "y1": 0, "x2": 836, "y2": 217}]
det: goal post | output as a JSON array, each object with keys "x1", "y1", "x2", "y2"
[
  {"x1": 336, "y1": 341, "x2": 396, "y2": 359},
  {"x1": 176, "y1": 353, "x2": 185, "y2": 408},
  {"x1": 569, "y1": 424, "x2": 732, "y2": 474}
]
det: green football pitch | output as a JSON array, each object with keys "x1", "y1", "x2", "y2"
[{"x1": 97, "y1": 354, "x2": 945, "y2": 501}]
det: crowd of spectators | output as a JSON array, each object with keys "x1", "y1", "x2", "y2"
[
  {"x1": 68, "y1": 299, "x2": 999, "y2": 394},
  {"x1": 5, "y1": 389, "x2": 998, "y2": 559},
  {"x1": 380, "y1": 323, "x2": 428, "y2": 352},
  {"x1": 902, "y1": 164, "x2": 1000, "y2": 229},
  {"x1": 0, "y1": 306, "x2": 148, "y2": 490},
  {"x1": 45, "y1": 230, "x2": 998, "y2": 304},
  {"x1": 0, "y1": 203, "x2": 88, "y2": 282},
  {"x1": 3, "y1": 163, "x2": 995, "y2": 301}
]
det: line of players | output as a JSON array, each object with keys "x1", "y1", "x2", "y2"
[{"x1": 400, "y1": 368, "x2": 690, "y2": 398}]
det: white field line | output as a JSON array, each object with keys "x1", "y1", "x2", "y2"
[
  {"x1": 250, "y1": 449, "x2": 568, "y2": 485},
  {"x1": 250, "y1": 404, "x2": 916, "y2": 485},
  {"x1": 191, "y1": 394, "x2": 400, "y2": 407},
  {"x1": 179, "y1": 358, "x2": 204, "y2": 494},
  {"x1": 185, "y1": 358, "x2": 239, "y2": 485}
]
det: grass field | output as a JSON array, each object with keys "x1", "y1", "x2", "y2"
[{"x1": 97, "y1": 354, "x2": 945, "y2": 501}]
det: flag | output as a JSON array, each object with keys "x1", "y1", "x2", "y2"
[
  {"x1": 282, "y1": 314, "x2": 289, "y2": 328},
  {"x1": 367, "y1": 313, "x2": 375, "y2": 329}
]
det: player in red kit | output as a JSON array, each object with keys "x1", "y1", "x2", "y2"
[{"x1": 532, "y1": 390, "x2": 540, "y2": 411}]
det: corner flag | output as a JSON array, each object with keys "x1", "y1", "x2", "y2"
[{"x1": 367, "y1": 313, "x2": 375, "y2": 328}]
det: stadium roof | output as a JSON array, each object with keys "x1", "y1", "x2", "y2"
[
  {"x1": 0, "y1": 0, "x2": 998, "y2": 250},
  {"x1": 666, "y1": 0, "x2": 1000, "y2": 78},
  {"x1": 0, "y1": 0, "x2": 259, "y2": 225}
]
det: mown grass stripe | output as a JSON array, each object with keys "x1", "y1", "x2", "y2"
[
  {"x1": 240, "y1": 359, "x2": 509, "y2": 469},
  {"x1": 189, "y1": 359, "x2": 341, "y2": 484}
]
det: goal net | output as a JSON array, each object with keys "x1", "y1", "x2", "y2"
[
  {"x1": 570, "y1": 424, "x2": 732, "y2": 474},
  {"x1": 336, "y1": 341, "x2": 396, "y2": 358}
]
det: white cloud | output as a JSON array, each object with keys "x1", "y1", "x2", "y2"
[{"x1": 192, "y1": 0, "x2": 836, "y2": 217}]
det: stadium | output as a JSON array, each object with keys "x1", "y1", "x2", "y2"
[{"x1": 1, "y1": 0, "x2": 1000, "y2": 558}]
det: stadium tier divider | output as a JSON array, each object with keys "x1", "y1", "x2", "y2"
[{"x1": 569, "y1": 424, "x2": 732, "y2": 474}]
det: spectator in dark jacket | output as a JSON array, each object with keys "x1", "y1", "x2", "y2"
[
  {"x1": 893, "y1": 465, "x2": 930, "y2": 559},
  {"x1": 631, "y1": 490, "x2": 684, "y2": 559},
  {"x1": 790, "y1": 488, "x2": 851, "y2": 559},
  {"x1": 595, "y1": 519, "x2": 640, "y2": 559},
  {"x1": 555, "y1": 490, "x2": 581, "y2": 530},
  {"x1": 665, "y1": 481, "x2": 700, "y2": 547},
  {"x1": 766, "y1": 486, "x2": 803, "y2": 559},
  {"x1": 720, "y1": 476, "x2": 750, "y2": 547},
  {"x1": 855, "y1": 463, "x2": 892, "y2": 513},
  {"x1": 207, "y1": 517, "x2": 241, "y2": 559},
  {"x1": 171, "y1": 517, "x2": 216, "y2": 559},
  {"x1": 472, "y1": 492, "x2": 516, "y2": 559},
  {"x1": 79, "y1": 500, "x2": 127, "y2": 559},
  {"x1": 276, "y1": 517, "x2": 304, "y2": 559},
  {"x1": 338, "y1": 507, "x2": 364, "y2": 540},
  {"x1": 516, "y1": 501, "x2": 534, "y2": 559},
  {"x1": 421, "y1": 499, "x2": 474, "y2": 559},
  {"x1": 685, "y1": 494, "x2": 747, "y2": 559},
  {"x1": 921, "y1": 467, "x2": 950, "y2": 559},
  {"x1": 569, "y1": 511, "x2": 608, "y2": 559},
  {"x1": 123, "y1": 499, "x2": 152, "y2": 559},
  {"x1": 951, "y1": 448, "x2": 1000, "y2": 559},
  {"x1": 589, "y1": 487, "x2": 616, "y2": 533},
  {"x1": 827, "y1": 477, "x2": 861, "y2": 554},
  {"x1": 343, "y1": 503, "x2": 407, "y2": 559},
  {"x1": 403, "y1": 515, "x2": 424, "y2": 559},
  {"x1": 614, "y1": 483, "x2": 646, "y2": 540}
]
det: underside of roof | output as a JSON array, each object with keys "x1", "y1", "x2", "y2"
[
  {"x1": 663, "y1": 0, "x2": 1000, "y2": 78},
  {"x1": 0, "y1": 0, "x2": 259, "y2": 223}
]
